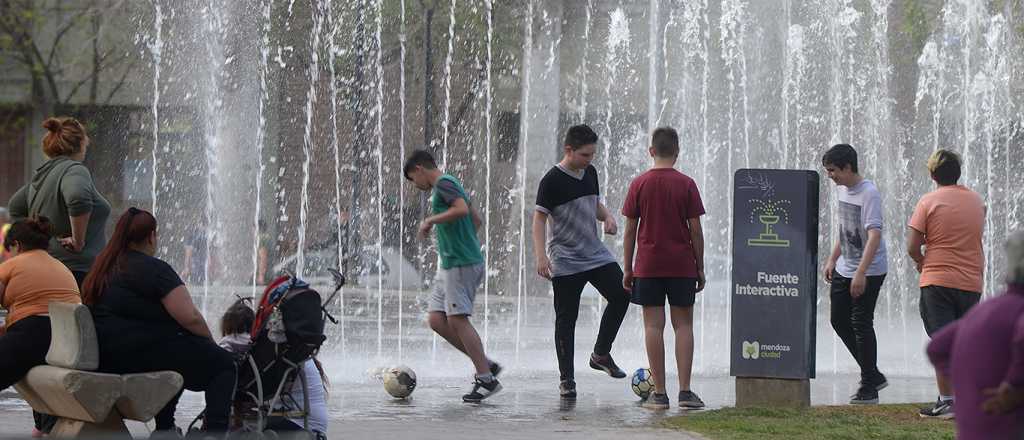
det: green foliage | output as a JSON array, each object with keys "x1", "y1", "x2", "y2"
[{"x1": 663, "y1": 404, "x2": 956, "y2": 440}]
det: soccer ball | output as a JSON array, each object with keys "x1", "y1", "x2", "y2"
[
  {"x1": 631, "y1": 368, "x2": 655, "y2": 399},
  {"x1": 382, "y1": 365, "x2": 417, "y2": 399}
]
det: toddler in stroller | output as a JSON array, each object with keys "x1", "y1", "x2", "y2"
[{"x1": 195, "y1": 271, "x2": 342, "y2": 439}]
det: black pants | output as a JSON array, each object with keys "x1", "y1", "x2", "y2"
[
  {"x1": 830, "y1": 271, "x2": 886, "y2": 384},
  {"x1": 551, "y1": 262, "x2": 630, "y2": 381},
  {"x1": 0, "y1": 316, "x2": 52, "y2": 390},
  {"x1": 100, "y1": 333, "x2": 236, "y2": 432}
]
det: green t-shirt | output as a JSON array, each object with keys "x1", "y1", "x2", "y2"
[{"x1": 431, "y1": 175, "x2": 483, "y2": 269}]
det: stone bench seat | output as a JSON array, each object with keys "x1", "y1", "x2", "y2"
[{"x1": 15, "y1": 303, "x2": 183, "y2": 438}]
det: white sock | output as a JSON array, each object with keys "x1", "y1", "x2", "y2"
[
  {"x1": 476, "y1": 373, "x2": 495, "y2": 383},
  {"x1": 940, "y1": 395, "x2": 953, "y2": 402}
]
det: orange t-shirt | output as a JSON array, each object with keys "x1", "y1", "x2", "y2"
[
  {"x1": 0, "y1": 250, "x2": 81, "y2": 331},
  {"x1": 908, "y1": 185, "x2": 986, "y2": 293}
]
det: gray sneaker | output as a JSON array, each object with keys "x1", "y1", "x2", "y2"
[
  {"x1": 919, "y1": 398, "x2": 954, "y2": 419},
  {"x1": 642, "y1": 393, "x2": 670, "y2": 409},
  {"x1": 678, "y1": 390, "x2": 705, "y2": 409}
]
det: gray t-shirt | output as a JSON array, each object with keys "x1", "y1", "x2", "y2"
[
  {"x1": 835, "y1": 179, "x2": 888, "y2": 277},
  {"x1": 535, "y1": 164, "x2": 616, "y2": 277}
]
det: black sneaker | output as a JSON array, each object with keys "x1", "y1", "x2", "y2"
[
  {"x1": 919, "y1": 398, "x2": 954, "y2": 419},
  {"x1": 589, "y1": 353, "x2": 627, "y2": 378},
  {"x1": 678, "y1": 390, "x2": 706, "y2": 409},
  {"x1": 462, "y1": 377, "x2": 503, "y2": 403},
  {"x1": 559, "y1": 379, "x2": 577, "y2": 399},
  {"x1": 866, "y1": 372, "x2": 888, "y2": 391},
  {"x1": 849, "y1": 385, "x2": 879, "y2": 404},
  {"x1": 490, "y1": 361, "x2": 503, "y2": 378},
  {"x1": 642, "y1": 393, "x2": 670, "y2": 409}
]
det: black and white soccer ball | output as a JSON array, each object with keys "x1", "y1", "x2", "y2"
[
  {"x1": 631, "y1": 368, "x2": 655, "y2": 399},
  {"x1": 383, "y1": 365, "x2": 417, "y2": 399}
]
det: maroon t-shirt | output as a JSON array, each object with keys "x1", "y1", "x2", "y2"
[{"x1": 621, "y1": 168, "x2": 705, "y2": 278}]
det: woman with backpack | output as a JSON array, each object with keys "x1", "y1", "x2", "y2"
[{"x1": 83, "y1": 208, "x2": 235, "y2": 435}]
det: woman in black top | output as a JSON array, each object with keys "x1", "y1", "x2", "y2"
[{"x1": 82, "y1": 208, "x2": 235, "y2": 434}]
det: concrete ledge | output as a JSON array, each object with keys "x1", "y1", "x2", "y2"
[
  {"x1": 735, "y1": 377, "x2": 810, "y2": 408},
  {"x1": 45, "y1": 303, "x2": 99, "y2": 371},
  {"x1": 16, "y1": 366, "x2": 122, "y2": 423},
  {"x1": 117, "y1": 371, "x2": 183, "y2": 422}
]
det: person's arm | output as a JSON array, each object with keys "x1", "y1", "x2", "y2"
[
  {"x1": 982, "y1": 314, "x2": 1024, "y2": 414},
  {"x1": 622, "y1": 217, "x2": 639, "y2": 291},
  {"x1": 907, "y1": 227, "x2": 926, "y2": 273},
  {"x1": 851, "y1": 229, "x2": 882, "y2": 297},
  {"x1": 823, "y1": 240, "x2": 840, "y2": 283},
  {"x1": 0, "y1": 279, "x2": 6, "y2": 309},
  {"x1": 61, "y1": 213, "x2": 90, "y2": 252},
  {"x1": 8, "y1": 186, "x2": 28, "y2": 221},
  {"x1": 257, "y1": 246, "x2": 269, "y2": 284},
  {"x1": 597, "y1": 201, "x2": 617, "y2": 235},
  {"x1": 688, "y1": 216, "x2": 706, "y2": 292},
  {"x1": 532, "y1": 211, "x2": 552, "y2": 279},
  {"x1": 161, "y1": 285, "x2": 213, "y2": 339},
  {"x1": 60, "y1": 166, "x2": 96, "y2": 252}
]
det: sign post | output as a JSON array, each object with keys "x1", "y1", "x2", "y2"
[{"x1": 730, "y1": 169, "x2": 819, "y2": 407}]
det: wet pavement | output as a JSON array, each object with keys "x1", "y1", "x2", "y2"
[{"x1": 0, "y1": 370, "x2": 936, "y2": 439}]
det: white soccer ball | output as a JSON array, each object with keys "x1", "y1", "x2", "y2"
[
  {"x1": 382, "y1": 365, "x2": 417, "y2": 399},
  {"x1": 631, "y1": 368, "x2": 655, "y2": 399}
]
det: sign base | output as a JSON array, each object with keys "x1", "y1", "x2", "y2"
[{"x1": 735, "y1": 377, "x2": 810, "y2": 408}]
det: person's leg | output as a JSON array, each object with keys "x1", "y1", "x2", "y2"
[
  {"x1": 920, "y1": 286, "x2": 957, "y2": 398},
  {"x1": 428, "y1": 311, "x2": 467, "y2": 353},
  {"x1": 551, "y1": 272, "x2": 587, "y2": 381},
  {"x1": 829, "y1": 273, "x2": 859, "y2": 366},
  {"x1": 670, "y1": 305, "x2": 695, "y2": 391},
  {"x1": 448, "y1": 315, "x2": 489, "y2": 374},
  {"x1": 0, "y1": 317, "x2": 53, "y2": 434},
  {"x1": 851, "y1": 274, "x2": 885, "y2": 385},
  {"x1": 104, "y1": 334, "x2": 236, "y2": 431},
  {"x1": 641, "y1": 305, "x2": 667, "y2": 394},
  {"x1": 587, "y1": 263, "x2": 631, "y2": 358}
]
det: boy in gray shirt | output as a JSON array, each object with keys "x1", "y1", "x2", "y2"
[{"x1": 822, "y1": 143, "x2": 889, "y2": 405}]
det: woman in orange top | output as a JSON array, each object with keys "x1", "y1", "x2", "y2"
[{"x1": 0, "y1": 217, "x2": 81, "y2": 391}]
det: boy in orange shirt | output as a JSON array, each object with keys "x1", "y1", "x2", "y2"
[{"x1": 908, "y1": 149, "x2": 986, "y2": 419}]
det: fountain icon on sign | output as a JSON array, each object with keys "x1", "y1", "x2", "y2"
[{"x1": 747, "y1": 199, "x2": 791, "y2": 248}]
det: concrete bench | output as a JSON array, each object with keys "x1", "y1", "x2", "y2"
[{"x1": 15, "y1": 303, "x2": 184, "y2": 438}]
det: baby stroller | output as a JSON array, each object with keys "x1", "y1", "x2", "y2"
[{"x1": 190, "y1": 269, "x2": 344, "y2": 438}]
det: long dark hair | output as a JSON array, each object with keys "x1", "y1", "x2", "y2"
[
  {"x1": 81, "y1": 207, "x2": 157, "y2": 305},
  {"x1": 4, "y1": 216, "x2": 54, "y2": 252}
]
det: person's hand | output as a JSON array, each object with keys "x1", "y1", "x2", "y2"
[
  {"x1": 623, "y1": 269, "x2": 634, "y2": 292},
  {"x1": 851, "y1": 273, "x2": 866, "y2": 298},
  {"x1": 603, "y1": 216, "x2": 618, "y2": 236},
  {"x1": 536, "y1": 255, "x2": 553, "y2": 279},
  {"x1": 696, "y1": 269, "x2": 706, "y2": 293},
  {"x1": 418, "y1": 220, "x2": 433, "y2": 240},
  {"x1": 59, "y1": 236, "x2": 82, "y2": 253},
  {"x1": 982, "y1": 382, "x2": 1024, "y2": 414},
  {"x1": 823, "y1": 261, "x2": 835, "y2": 283}
]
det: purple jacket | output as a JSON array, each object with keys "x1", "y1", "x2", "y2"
[{"x1": 927, "y1": 284, "x2": 1024, "y2": 440}]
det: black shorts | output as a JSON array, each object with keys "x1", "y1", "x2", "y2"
[
  {"x1": 920, "y1": 285, "x2": 981, "y2": 336},
  {"x1": 631, "y1": 277, "x2": 698, "y2": 307}
]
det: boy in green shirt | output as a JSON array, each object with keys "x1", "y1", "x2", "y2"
[{"x1": 403, "y1": 150, "x2": 502, "y2": 403}]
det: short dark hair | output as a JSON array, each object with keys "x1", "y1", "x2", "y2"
[
  {"x1": 928, "y1": 149, "x2": 962, "y2": 185},
  {"x1": 4, "y1": 216, "x2": 53, "y2": 252},
  {"x1": 651, "y1": 127, "x2": 680, "y2": 157},
  {"x1": 563, "y1": 124, "x2": 599, "y2": 150},
  {"x1": 220, "y1": 298, "x2": 255, "y2": 336},
  {"x1": 403, "y1": 149, "x2": 437, "y2": 180},
  {"x1": 822, "y1": 144, "x2": 858, "y2": 173}
]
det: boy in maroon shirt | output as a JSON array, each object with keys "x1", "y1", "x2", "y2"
[{"x1": 622, "y1": 127, "x2": 706, "y2": 409}]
